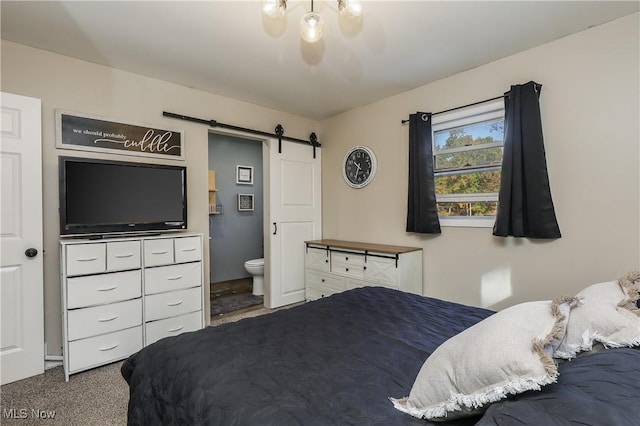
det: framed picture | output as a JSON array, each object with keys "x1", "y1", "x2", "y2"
[
  {"x1": 238, "y1": 194, "x2": 254, "y2": 211},
  {"x1": 236, "y1": 165, "x2": 253, "y2": 185}
]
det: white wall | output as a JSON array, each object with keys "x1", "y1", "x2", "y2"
[
  {"x1": 320, "y1": 14, "x2": 640, "y2": 309},
  {"x1": 2, "y1": 13, "x2": 638, "y2": 357},
  {"x1": 0, "y1": 40, "x2": 319, "y2": 356}
]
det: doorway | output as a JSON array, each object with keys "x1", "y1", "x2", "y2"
[
  {"x1": 207, "y1": 129, "x2": 322, "y2": 318},
  {"x1": 208, "y1": 133, "x2": 264, "y2": 318}
]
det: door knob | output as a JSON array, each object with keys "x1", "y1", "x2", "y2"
[{"x1": 25, "y1": 248, "x2": 38, "y2": 258}]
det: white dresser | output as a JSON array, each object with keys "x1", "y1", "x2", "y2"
[
  {"x1": 60, "y1": 233, "x2": 204, "y2": 381},
  {"x1": 304, "y1": 239, "x2": 423, "y2": 301}
]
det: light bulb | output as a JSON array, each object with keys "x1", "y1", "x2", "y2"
[
  {"x1": 338, "y1": 0, "x2": 362, "y2": 19},
  {"x1": 300, "y1": 11, "x2": 324, "y2": 43},
  {"x1": 262, "y1": 0, "x2": 286, "y2": 18}
]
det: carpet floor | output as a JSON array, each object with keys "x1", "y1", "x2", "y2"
[
  {"x1": 210, "y1": 293, "x2": 264, "y2": 317},
  {"x1": 0, "y1": 303, "x2": 297, "y2": 425},
  {"x1": 0, "y1": 361, "x2": 128, "y2": 426}
]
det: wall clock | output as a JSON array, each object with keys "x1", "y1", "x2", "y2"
[{"x1": 342, "y1": 145, "x2": 377, "y2": 189}]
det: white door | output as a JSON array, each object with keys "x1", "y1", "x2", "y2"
[
  {"x1": 265, "y1": 139, "x2": 321, "y2": 308},
  {"x1": 0, "y1": 92, "x2": 44, "y2": 385}
]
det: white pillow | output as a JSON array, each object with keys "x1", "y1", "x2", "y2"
[
  {"x1": 390, "y1": 297, "x2": 579, "y2": 421},
  {"x1": 554, "y1": 272, "x2": 640, "y2": 359}
]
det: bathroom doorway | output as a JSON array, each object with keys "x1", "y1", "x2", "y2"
[{"x1": 208, "y1": 132, "x2": 264, "y2": 318}]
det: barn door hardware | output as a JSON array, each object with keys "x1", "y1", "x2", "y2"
[{"x1": 163, "y1": 111, "x2": 321, "y2": 157}]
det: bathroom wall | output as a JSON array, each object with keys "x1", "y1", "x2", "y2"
[{"x1": 208, "y1": 132, "x2": 264, "y2": 283}]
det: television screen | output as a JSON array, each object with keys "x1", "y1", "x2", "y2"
[{"x1": 59, "y1": 156, "x2": 187, "y2": 236}]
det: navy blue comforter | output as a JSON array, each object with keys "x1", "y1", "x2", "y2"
[{"x1": 122, "y1": 287, "x2": 640, "y2": 425}]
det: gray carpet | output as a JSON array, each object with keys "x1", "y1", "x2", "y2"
[
  {"x1": 0, "y1": 361, "x2": 128, "y2": 426},
  {"x1": 0, "y1": 303, "x2": 298, "y2": 425}
]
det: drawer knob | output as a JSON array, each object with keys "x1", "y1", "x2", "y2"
[
  {"x1": 345, "y1": 257, "x2": 349, "y2": 261},
  {"x1": 346, "y1": 268, "x2": 349, "y2": 272},
  {"x1": 167, "y1": 300, "x2": 184, "y2": 306},
  {"x1": 321, "y1": 279, "x2": 325, "y2": 282},
  {"x1": 168, "y1": 325, "x2": 184, "y2": 333},
  {"x1": 97, "y1": 285, "x2": 118, "y2": 292}
]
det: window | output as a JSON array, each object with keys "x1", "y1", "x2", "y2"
[{"x1": 432, "y1": 100, "x2": 505, "y2": 227}]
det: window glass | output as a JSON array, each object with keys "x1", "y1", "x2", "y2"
[
  {"x1": 437, "y1": 201, "x2": 499, "y2": 217},
  {"x1": 435, "y1": 170, "x2": 501, "y2": 195},
  {"x1": 432, "y1": 101, "x2": 504, "y2": 226},
  {"x1": 434, "y1": 119, "x2": 504, "y2": 152}
]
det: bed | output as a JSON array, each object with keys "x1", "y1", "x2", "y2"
[{"x1": 121, "y1": 286, "x2": 640, "y2": 425}]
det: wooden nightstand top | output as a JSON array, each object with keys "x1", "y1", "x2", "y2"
[{"x1": 304, "y1": 239, "x2": 422, "y2": 255}]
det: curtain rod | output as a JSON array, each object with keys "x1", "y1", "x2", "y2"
[
  {"x1": 400, "y1": 93, "x2": 508, "y2": 125},
  {"x1": 162, "y1": 111, "x2": 321, "y2": 158}
]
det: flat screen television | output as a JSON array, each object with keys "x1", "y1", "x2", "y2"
[{"x1": 59, "y1": 156, "x2": 187, "y2": 236}]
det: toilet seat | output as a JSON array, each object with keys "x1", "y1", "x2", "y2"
[{"x1": 245, "y1": 258, "x2": 264, "y2": 267}]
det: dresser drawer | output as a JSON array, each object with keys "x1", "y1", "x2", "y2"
[
  {"x1": 67, "y1": 298, "x2": 142, "y2": 341},
  {"x1": 306, "y1": 270, "x2": 346, "y2": 293},
  {"x1": 144, "y1": 262, "x2": 202, "y2": 295},
  {"x1": 330, "y1": 252, "x2": 366, "y2": 279},
  {"x1": 143, "y1": 238, "x2": 174, "y2": 267},
  {"x1": 68, "y1": 326, "x2": 142, "y2": 373},
  {"x1": 66, "y1": 270, "x2": 142, "y2": 309},
  {"x1": 174, "y1": 236, "x2": 202, "y2": 263},
  {"x1": 107, "y1": 240, "x2": 141, "y2": 271},
  {"x1": 305, "y1": 285, "x2": 340, "y2": 301},
  {"x1": 305, "y1": 247, "x2": 330, "y2": 272},
  {"x1": 305, "y1": 286, "x2": 323, "y2": 301},
  {"x1": 332, "y1": 263, "x2": 365, "y2": 278},
  {"x1": 145, "y1": 311, "x2": 202, "y2": 345},
  {"x1": 65, "y1": 243, "x2": 106, "y2": 276},
  {"x1": 330, "y1": 251, "x2": 365, "y2": 266},
  {"x1": 144, "y1": 286, "x2": 202, "y2": 322}
]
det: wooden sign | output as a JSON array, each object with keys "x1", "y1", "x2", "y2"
[{"x1": 56, "y1": 110, "x2": 184, "y2": 160}]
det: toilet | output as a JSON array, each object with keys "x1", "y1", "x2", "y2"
[{"x1": 244, "y1": 258, "x2": 264, "y2": 296}]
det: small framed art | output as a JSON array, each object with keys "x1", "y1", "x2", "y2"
[
  {"x1": 238, "y1": 194, "x2": 254, "y2": 211},
  {"x1": 236, "y1": 165, "x2": 253, "y2": 185}
]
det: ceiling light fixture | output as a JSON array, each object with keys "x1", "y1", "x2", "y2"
[
  {"x1": 300, "y1": 1, "x2": 324, "y2": 43},
  {"x1": 337, "y1": 0, "x2": 362, "y2": 19},
  {"x1": 263, "y1": 0, "x2": 287, "y2": 19},
  {"x1": 262, "y1": 0, "x2": 363, "y2": 43}
]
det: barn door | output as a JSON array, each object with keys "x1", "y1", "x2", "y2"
[{"x1": 266, "y1": 139, "x2": 321, "y2": 308}]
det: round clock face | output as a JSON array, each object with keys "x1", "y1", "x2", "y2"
[{"x1": 342, "y1": 146, "x2": 377, "y2": 188}]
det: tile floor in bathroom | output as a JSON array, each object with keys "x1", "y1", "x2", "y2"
[{"x1": 210, "y1": 277, "x2": 264, "y2": 318}]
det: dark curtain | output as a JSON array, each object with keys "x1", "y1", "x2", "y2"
[
  {"x1": 493, "y1": 81, "x2": 561, "y2": 238},
  {"x1": 406, "y1": 112, "x2": 441, "y2": 234}
]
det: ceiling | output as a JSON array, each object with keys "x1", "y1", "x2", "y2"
[{"x1": 2, "y1": 1, "x2": 638, "y2": 120}]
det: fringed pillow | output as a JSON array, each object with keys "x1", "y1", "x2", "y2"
[
  {"x1": 554, "y1": 271, "x2": 640, "y2": 359},
  {"x1": 390, "y1": 297, "x2": 580, "y2": 421}
]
